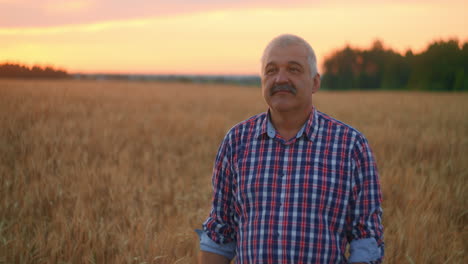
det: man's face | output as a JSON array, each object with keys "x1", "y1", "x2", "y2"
[{"x1": 261, "y1": 43, "x2": 320, "y2": 113}]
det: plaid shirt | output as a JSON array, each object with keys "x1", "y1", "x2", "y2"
[{"x1": 201, "y1": 108, "x2": 384, "y2": 263}]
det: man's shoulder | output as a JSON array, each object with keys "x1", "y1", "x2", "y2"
[
  {"x1": 219, "y1": 112, "x2": 267, "y2": 147},
  {"x1": 315, "y1": 110, "x2": 366, "y2": 139},
  {"x1": 227, "y1": 112, "x2": 266, "y2": 134}
]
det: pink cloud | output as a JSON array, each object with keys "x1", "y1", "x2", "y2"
[
  {"x1": 0, "y1": 0, "x2": 309, "y2": 27},
  {"x1": 0, "y1": 0, "x2": 462, "y2": 28}
]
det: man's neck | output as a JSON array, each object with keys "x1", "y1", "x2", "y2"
[{"x1": 270, "y1": 107, "x2": 312, "y2": 140}]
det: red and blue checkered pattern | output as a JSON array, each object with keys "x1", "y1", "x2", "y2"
[{"x1": 203, "y1": 108, "x2": 384, "y2": 263}]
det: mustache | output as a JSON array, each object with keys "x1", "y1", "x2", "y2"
[{"x1": 270, "y1": 83, "x2": 297, "y2": 95}]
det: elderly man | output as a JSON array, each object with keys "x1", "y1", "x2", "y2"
[{"x1": 197, "y1": 34, "x2": 384, "y2": 263}]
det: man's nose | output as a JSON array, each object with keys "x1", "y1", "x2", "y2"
[{"x1": 274, "y1": 69, "x2": 289, "y2": 84}]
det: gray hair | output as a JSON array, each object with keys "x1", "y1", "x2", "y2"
[{"x1": 261, "y1": 34, "x2": 318, "y2": 77}]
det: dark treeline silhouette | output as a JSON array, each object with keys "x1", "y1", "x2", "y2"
[
  {"x1": 322, "y1": 39, "x2": 468, "y2": 91},
  {"x1": 0, "y1": 63, "x2": 69, "y2": 79}
]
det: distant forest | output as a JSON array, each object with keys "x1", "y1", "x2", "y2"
[
  {"x1": 1, "y1": 39, "x2": 467, "y2": 91},
  {"x1": 321, "y1": 39, "x2": 468, "y2": 91},
  {"x1": 0, "y1": 63, "x2": 69, "y2": 79}
]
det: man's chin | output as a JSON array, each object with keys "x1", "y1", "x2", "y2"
[{"x1": 269, "y1": 102, "x2": 296, "y2": 113}]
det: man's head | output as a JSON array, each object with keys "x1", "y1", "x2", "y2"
[
  {"x1": 261, "y1": 34, "x2": 318, "y2": 77},
  {"x1": 261, "y1": 34, "x2": 320, "y2": 114}
]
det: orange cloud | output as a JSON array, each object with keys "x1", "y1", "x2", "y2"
[
  {"x1": 1, "y1": 3, "x2": 466, "y2": 74},
  {"x1": 0, "y1": 17, "x2": 153, "y2": 36}
]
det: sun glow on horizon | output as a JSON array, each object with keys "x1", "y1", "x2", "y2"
[{"x1": 1, "y1": 2, "x2": 466, "y2": 75}]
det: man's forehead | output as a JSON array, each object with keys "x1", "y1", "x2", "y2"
[
  {"x1": 264, "y1": 44, "x2": 308, "y2": 65},
  {"x1": 265, "y1": 60, "x2": 304, "y2": 68},
  {"x1": 264, "y1": 45, "x2": 307, "y2": 67}
]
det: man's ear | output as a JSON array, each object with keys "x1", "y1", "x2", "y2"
[{"x1": 312, "y1": 73, "x2": 321, "y2": 94}]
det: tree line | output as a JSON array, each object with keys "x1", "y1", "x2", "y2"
[
  {"x1": 321, "y1": 39, "x2": 468, "y2": 91},
  {"x1": 0, "y1": 63, "x2": 69, "y2": 79},
  {"x1": 2, "y1": 38, "x2": 467, "y2": 91}
]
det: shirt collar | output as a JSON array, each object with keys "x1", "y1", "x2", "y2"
[{"x1": 256, "y1": 107, "x2": 318, "y2": 141}]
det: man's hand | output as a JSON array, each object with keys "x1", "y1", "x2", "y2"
[{"x1": 199, "y1": 251, "x2": 231, "y2": 264}]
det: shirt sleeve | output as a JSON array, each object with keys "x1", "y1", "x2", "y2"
[
  {"x1": 195, "y1": 229, "x2": 236, "y2": 260},
  {"x1": 201, "y1": 131, "x2": 238, "y2": 256},
  {"x1": 347, "y1": 134, "x2": 384, "y2": 263}
]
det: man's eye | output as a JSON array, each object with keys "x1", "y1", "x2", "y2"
[
  {"x1": 266, "y1": 68, "x2": 276, "y2": 74},
  {"x1": 289, "y1": 67, "x2": 300, "y2": 73}
]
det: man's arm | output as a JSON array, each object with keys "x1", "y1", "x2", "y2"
[
  {"x1": 347, "y1": 135, "x2": 384, "y2": 263},
  {"x1": 196, "y1": 229, "x2": 236, "y2": 263},
  {"x1": 198, "y1": 132, "x2": 238, "y2": 262}
]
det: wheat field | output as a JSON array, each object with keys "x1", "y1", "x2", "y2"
[{"x1": 0, "y1": 79, "x2": 467, "y2": 263}]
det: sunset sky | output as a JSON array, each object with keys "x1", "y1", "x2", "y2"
[{"x1": 1, "y1": 0, "x2": 467, "y2": 75}]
